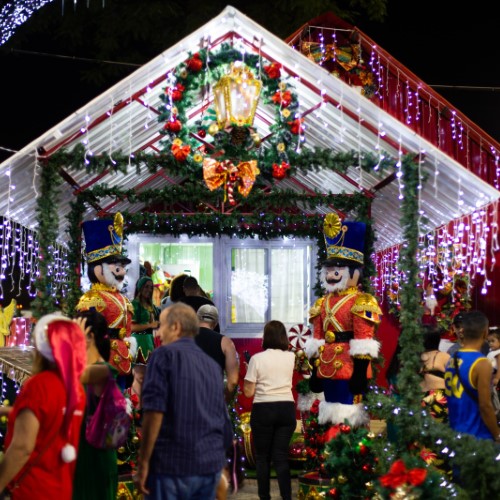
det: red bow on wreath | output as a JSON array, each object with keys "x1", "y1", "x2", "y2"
[
  {"x1": 171, "y1": 142, "x2": 191, "y2": 162},
  {"x1": 379, "y1": 459, "x2": 427, "y2": 489},
  {"x1": 203, "y1": 158, "x2": 260, "y2": 206}
]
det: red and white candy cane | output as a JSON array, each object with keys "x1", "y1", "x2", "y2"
[{"x1": 227, "y1": 163, "x2": 238, "y2": 206}]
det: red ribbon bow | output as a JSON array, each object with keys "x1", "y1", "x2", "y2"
[{"x1": 379, "y1": 459, "x2": 427, "y2": 489}]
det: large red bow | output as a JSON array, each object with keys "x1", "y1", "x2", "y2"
[{"x1": 379, "y1": 459, "x2": 427, "y2": 489}]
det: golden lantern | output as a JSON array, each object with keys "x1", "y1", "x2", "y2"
[{"x1": 213, "y1": 62, "x2": 262, "y2": 129}]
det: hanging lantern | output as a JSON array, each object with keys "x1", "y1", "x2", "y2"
[{"x1": 213, "y1": 62, "x2": 262, "y2": 129}]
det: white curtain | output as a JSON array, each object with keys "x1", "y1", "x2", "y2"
[
  {"x1": 231, "y1": 248, "x2": 267, "y2": 323},
  {"x1": 230, "y1": 247, "x2": 306, "y2": 324},
  {"x1": 271, "y1": 248, "x2": 305, "y2": 324}
]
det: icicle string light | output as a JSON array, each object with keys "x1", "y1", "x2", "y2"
[
  {"x1": 0, "y1": 216, "x2": 68, "y2": 301},
  {"x1": 375, "y1": 201, "x2": 500, "y2": 299}
]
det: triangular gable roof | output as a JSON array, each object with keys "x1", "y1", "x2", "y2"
[{"x1": 0, "y1": 5, "x2": 498, "y2": 252}]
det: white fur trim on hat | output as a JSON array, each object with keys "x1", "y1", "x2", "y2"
[
  {"x1": 33, "y1": 312, "x2": 66, "y2": 362},
  {"x1": 349, "y1": 338, "x2": 380, "y2": 358},
  {"x1": 304, "y1": 337, "x2": 324, "y2": 359},
  {"x1": 318, "y1": 400, "x2": 369, "y2": 427}
]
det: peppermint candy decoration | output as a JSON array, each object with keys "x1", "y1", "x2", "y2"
[{"x1": 287, "y1": 323, "x2": 311, "y2": 351}]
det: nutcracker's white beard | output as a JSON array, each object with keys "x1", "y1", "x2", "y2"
[
  {"x1": 102, "y1": 263, "x2": 124, "y2": 291},
  {"x1": 320, "y1": 267, "x2": 349, "y2": 293}
]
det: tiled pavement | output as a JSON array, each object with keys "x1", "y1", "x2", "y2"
[{"x1": 229, "y1": 477, "x2": 299, "y2": 498}]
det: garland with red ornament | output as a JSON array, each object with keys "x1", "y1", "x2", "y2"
[{"x1": 158, "y1": 43, "x2": 302, "y2": 205}]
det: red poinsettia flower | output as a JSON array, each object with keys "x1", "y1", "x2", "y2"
[
  {"x1": 419, "y1": 448, "x2": 437, "y2": 465},
  {"x1": 171, "y1": 143, "x2": 191, "y2": 161},
  {"x1": 379, "y1": 459, "x2": 427, "y2": 489},
  {"x1": 164, "y1": 119, "x2": 182, "y2": 133},
  {"x1": 264, "y1": 62, "x2": 282, "y2": 79},
  {"x1": 130, "y1": 393, "x2": 139, "y2": 406},
  {"x1": 168, "y1": 83, "x2": 185, "y2": 101},
  {"x1": 271, "y1": 90, "x2": 292, "y2": 107},
  {"x1": 272, "y1": 161, "x2": 290, "y2": 180},
  {"x1": 288, "y1": 118, "x2": 304, "y2": 135},
  {"x1": 186, "y1": 53, "x2": 203, "y2": 72}
]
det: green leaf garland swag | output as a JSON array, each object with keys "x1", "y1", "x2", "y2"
[
  {"x1": 31, "y1": 160, "x2": 63, "y2": 318},
  {"x1": 365, "y1": 157, "x2": 500, "y2": 497}
]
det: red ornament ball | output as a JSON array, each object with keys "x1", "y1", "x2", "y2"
[
  {"x1": 339, "y1": 424, "x2": 351, "y2": 434},
  {"x1": 328, "y1": 488, "x2": 339, "y2": 498},
  {"x1": 362, "y1": 463, "x2": 372, "y2": 473}
]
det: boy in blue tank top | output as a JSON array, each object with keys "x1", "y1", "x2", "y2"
[{"x1": 444, "y1": 310, "x2": 500, "y2": 442}]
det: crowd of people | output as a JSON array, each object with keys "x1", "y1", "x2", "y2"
[
  {"x1": 0, "y1": 239, "x2": 499, "y2": 499},
  {"x1": 0, "y1": 268, "x2": 247, "y2": 500}
]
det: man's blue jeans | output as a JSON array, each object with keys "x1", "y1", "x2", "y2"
[{"x1": 146, "y1": 471, "x2": 221, "y2": 500}]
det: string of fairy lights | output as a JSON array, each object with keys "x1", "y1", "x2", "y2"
[
  {"x1": 288, "y1": 25, "x2": 500, "y2": 189},
  {"x1": 0, "y1": 1, "x2": 105, "y2": 47},
  {"x1": 374, "y1": 199, "x2": 500, "y2": 305},
  {"x1": 0, "y1": 216, "x2": 69, "y2": 302}
]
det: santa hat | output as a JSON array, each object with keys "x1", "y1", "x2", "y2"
[{"x1": 33, "y1": 313, "x2": 87, "y2": 463}]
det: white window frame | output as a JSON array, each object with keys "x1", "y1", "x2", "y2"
[{"x1": 126, "y1": 234, "x2": 317, "y2": 338}]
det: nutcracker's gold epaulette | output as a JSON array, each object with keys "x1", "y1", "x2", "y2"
[
  {"x1": 351, "y1": 293, "x2": 382, "y2": 324},
  {"x1": 126, "y1": 300, "x2": 134, "y2": 314},
  {"x1": 76, "y1": 291, "x2": 106, "y2": 313},
  {"x1": 308, "y1": 296, "x2": 325, "y2": 321}
]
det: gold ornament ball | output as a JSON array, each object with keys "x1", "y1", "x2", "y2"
[
  {"x1": 208, "y1": 123, "x2": 219, "y2": 136},
  {"x1": 131, "y1": 435, "x2": 140, "y2": 444},
  {"x1": 337, "y1": 475, "x2": 347, "y2": 484},
  {"x1": 251, "y1": 133, "x2": 261, "y2": 146},
  {"x1": 365, "y1": 481, "x2": 374, "y2": 490},
  {"x1": 117, "y1": 446, "x2": 126, "y2": 454}
]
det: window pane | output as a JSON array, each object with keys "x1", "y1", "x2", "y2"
[
  {"x1": 231, "y1": 248, "x2": 267, "y2": 323},
  {"x1": 271, "y1": 248, "x2": 306, "y2": 323},
  {"x1": 140, "y1": 242, "x2": 213, "y2": 297}
]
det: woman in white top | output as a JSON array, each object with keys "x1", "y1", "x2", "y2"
[{"x1": 244, "y1": 321, "x2": 296, "y2": 500}]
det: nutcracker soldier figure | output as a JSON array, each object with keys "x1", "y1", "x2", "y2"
[
  {"x1": 76, "y1": 213, "x2": 136, "y2": 377},
  {"x1": 305, "y1": 213, "x2": 382, "y2": 429}
]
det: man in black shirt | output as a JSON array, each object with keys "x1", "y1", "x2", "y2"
[
  {"x1": 195, "y1": 304, "x2": 240, "y2": 499},
  {"x1": 195, "y1": 305, "x2": 239, "y2": 402}
]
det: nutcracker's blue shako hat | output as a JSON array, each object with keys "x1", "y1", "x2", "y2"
[
  {"x1": 82, "y1": 212, "x2": 131, "y2": 265},
  {"x1": 322, "y1": 213, "x2": 366, "y2": 267}
]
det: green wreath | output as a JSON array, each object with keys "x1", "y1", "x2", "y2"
[{"x1": 157, "y1": 43, "x2": 303, "y2": 194}]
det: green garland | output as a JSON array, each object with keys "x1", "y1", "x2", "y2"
[
  {"x1": 31, "y1": 161, "x2": 63, "y2": 318},
  {"x1": 65, "y1": 197, "x2": 87, "y2": 314},
  {"x1": 366, "y1": 157, "x2": 500, "y2": 497}
]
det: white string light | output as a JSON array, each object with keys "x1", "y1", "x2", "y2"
[{"x1": 0, "y1": 216, "x2": 68, "y2": 301}]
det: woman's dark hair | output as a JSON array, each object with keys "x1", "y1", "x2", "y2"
[
  {"x1": 422, "y1": 324, "x2": 442, "y2": 351},
  {"x1": 169, "y1": 274, "x2": 188, "y2": 302},
  {"x1": 75, "y1": 309, "x2": 110, "y2": 361},
  {"x1": 262, "y1": 320, "x2": 289, "y2": 351}
]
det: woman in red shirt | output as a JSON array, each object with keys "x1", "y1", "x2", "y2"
[{"x1": 0, "y1": 314, "x2": 87, "y2": 499}]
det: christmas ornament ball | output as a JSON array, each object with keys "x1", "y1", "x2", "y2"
[{"x1": 208, "y1": 123, "x2": 219, "y2": 136}]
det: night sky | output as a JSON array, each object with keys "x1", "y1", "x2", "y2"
[{"x1": 0, "y1": 0, "x2": 498, "y2": 164}]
